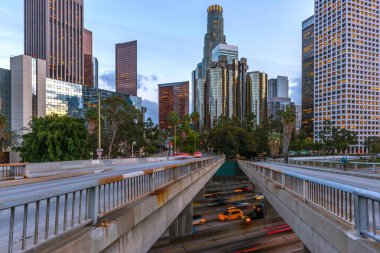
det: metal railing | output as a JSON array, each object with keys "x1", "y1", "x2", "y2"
[
  {"x1": 0, "y1": 156, "x2": 224, "y2": 253},
  {"x1": 266, "y1": 158, "x2": 380, "y2": 174},
  {"x1": 239, "y1": 161, "x2": 380, "y2": 243},
  {"x1": 0, "y1": 163, "x2": 27, "y2": 180}
]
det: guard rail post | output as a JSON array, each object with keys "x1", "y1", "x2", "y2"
[{"x1": 87, "y1": 186, "x2": 99, "y2": 225}]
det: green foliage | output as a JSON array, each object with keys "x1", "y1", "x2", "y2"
[
  {"x1": 17, "y1": 114, "x2": 91, "y2": 162},
  {"x1": 364, "y1": 136, "x2": 380, "y2": 154},
  {"x1": 0, "y1": 115, "x2": 19, "y2": 158},
  {"x1": 268, "y1": 132, "x2": 281, "y2": 158},
  {"x1": 208, "y1": 118, "x2": 256, "y2": 159},
  {"x1": 279, "y1": 106, "x2": 296, "y2": 161}
]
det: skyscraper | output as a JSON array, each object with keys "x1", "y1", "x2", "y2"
[
  {"x1": 116, "y1": 41, "x2": 137, "y2": 96},
  {"x1": 202, "y1": 4, "x2": 226, "y2": 78},
  {"x1": 268, "y1": 76, "x2": 289, "y2": 102},
  {"x1": 212, "y1": 44, "x2": 238, "y2": 63},
  {"x1": 93, "y1": 57, "x2": 99, "y2": 89},
  {"x1": 24, "y1": 0, "x2": 84, "y2": 85},
  {"x1": 302, "y1": 15, "x2": 314, "y2": 140},
  {"x1": 314, "y1": 0, "x2": 380, "y2": 153},
  {"x1": 0, "y1": 68, "x2": 11, "y2": 125},
  {"x1": 158, "y1": 82, "x2": 189, "y2": 129},
  {"x1": 84, "y1": 29, "x2": 93, "y2": 87},
  {"x1": 246, "y1": 71, "x2": 268, "y2": 126}
]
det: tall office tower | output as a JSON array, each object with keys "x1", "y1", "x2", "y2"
[
  {"x1": 268, "y1": 76, "x2": 289, "y2": 101},
  {"x1": 192, "y1": 63, "x2": 203, "y2": 112},
  {"x1": 158, "y1": 82, "x2": 189, "y2": 129},
  {"x1": 0, "y1": 69, "x2": 11, "y2": 125},
  {"x1": 192, "y1": 62, "x2": 204, "y2": 128},
  {"x1": 246, "y1": 71, "x2": 268, "y2": 126},
  {"x1": 116, "y1": 40, "x2": 137, "y2": 96},
  {"x1": 205, "y1": 57, "x2": 249, "y2": 128},
  {"x1": 202, "y1": 4, "x2": 226, "y2": 78},
  {"x1": 314, "y1": 0, "x2": 380, "y2": 153},
  {"x1": 212, "y1": 44, "x2": 238, "y2": 63},
  {"x1": 93, "y1": 57, "x2": 99, "y2": 89},
  {"x1": 24, "y1": 0, "x2": 84, "y2": 85},
  {"x1": 302, "y1": 16, "x2": 314, "y2": 140},
  {"x1": 83, "y1": 29, "x2": 93, "y2": 87}
]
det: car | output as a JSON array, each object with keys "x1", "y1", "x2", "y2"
[
  {"x1": 194, "y1": 151, "x2": 203, "y2": 158},
  {"x1": 248, "y1": 203, "x2": 264, "y2": 220},
  {"x1": 209, "y1": 199, "x2": 226, "y2": 206},
  {"x1": 233, "y1": 201, "x2": 250, "y2": 208},
  {"x1": 218, "y1": 208, "x2": 244, "y2": 222},
  {"x1": 243, "y1": 216, "x2": 252, "y2": 224},
  {"x1": 254, "y1": 194, "x2": 264, "y2": 200},
  {"x1": 192, "y1": 215, "x2": 206, "y2": 226}
]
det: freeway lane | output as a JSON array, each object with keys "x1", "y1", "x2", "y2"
[
  {"x1": 0, "y1": 157, "x2": 208, "y2": 253},
  {"x1": 256, "y1": 162, "x2": 380, "y2": 193}
]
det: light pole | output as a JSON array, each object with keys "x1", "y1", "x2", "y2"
[{"x1": 96, "y1": 92, "x2": 103, "y2": 160}]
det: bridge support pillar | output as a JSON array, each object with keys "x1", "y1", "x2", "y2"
[
  {"x1": 169, "y1": 201, "x2": 193, "y2": 239},
  {"x1": 194, "y1": 187, "x2": 205, "y2": 200},
  {"x1": 264, "y1": 198, "x2": 279, "y2": 218}
]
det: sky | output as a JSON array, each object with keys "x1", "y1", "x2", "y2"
[{"x1": 0, "y1": 0, "x2": 314, "y2": 124}]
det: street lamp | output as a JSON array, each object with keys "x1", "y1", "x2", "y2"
[{"x1": 96, "y1": 92, "x2": 103, "y2": 160}]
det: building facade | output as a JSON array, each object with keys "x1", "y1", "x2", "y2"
[
  {"x1": 0, "y1": 68, "x2": 11, "y2": 126},
  {"x1": 84, "y1": 28, "x2": 93, "y2": 87},
  {"x1": 268, "y1": 76, "x2": 289, "y2": 101},
  {"x1": 116, "y1": 41, "x2": 137, "y2": 96},
  {"x1": 158, "y1": 82, "x2": 189, "y2": 129},
  {"x1": 212, "y1": 44, "x2": 238, "y2": 63},
  {"x1": 246, "y1": 71, "x2": 268, "y2": 126},
  {"x1": 93, "y1": 57, "x2": 99, "y2": 88},
  {"x1": 24, "y1": 0, "x2": 84, "y2": 85},
  {"x1": 314, "y1": 0, "x2": 380, "y2": 153},
  {"x1": 302, "y1": 15, "x2": 314, "y2": 140},
  {"x1": 202, "y1": 5, "x2": 226, "y2": 78}
]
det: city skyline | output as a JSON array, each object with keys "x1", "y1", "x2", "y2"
[{"x1": 0, "y1": 0, "x2": 314, "y2": 123}]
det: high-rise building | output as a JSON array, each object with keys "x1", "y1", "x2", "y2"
[
  {"x1": 202, "y1": 5, "x2": 226, "y2": 78},
  {"x1": 116, "y1": 41, "x2": 137, "y2": 96},
  {"x1": 212, "y1": 44, "x2": 238, "y2": 63},
  {"x1": 268, "y1": 76, "x2": 289, "y2": 101},
  {"x1": 0, "y1": 68, "x2": 11, "y2": 126},
  {"x1": 302, "y1": 15, "x2": 314, "y2": 140},
  {"x1": 246, "y1": 71, "x2": 268, "y2": 126},
  {"x1": 158, "y1": 82, "x2": 189, "y2": 129},
  {"x1": 84, "y1": 28, "x2": 93, "y2": 87},
  {"x1": 24, "y1": 0, "x2": 84, "y2": 85},
  {"x1": 205, "y1": 57, "x2": 249, "y2": 128},
  {"x1": 93, "y1": 57, "x2": 99, "y2": 89},
  {"x1": 314, "y1": 0, "x2": 380, "y2": 153}
]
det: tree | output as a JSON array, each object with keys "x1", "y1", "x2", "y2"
[
  {"x1": 84, "y1": 107, "x2": 98, "y2": 135},
  {"x1": 167, "y1": 112, "x2": 179, "y2": 155},
  {"x1": 17, "y1": 114, "x2": 91, "y2": 162},
  {"x1": 279, "y1": 106, "x2": 296, "y2": 163},
  {"x1": 364, "y1": 136, "x2": 380, "y2": 154},
  {"x1": 268, "y1": 132, "x2": 281, "y2": 158},
  {"x1": 190, "y1": 112, "x2": 200, "y2": 130},
  {"x1": 332, "y1": 128, "x2": 358, "y2": 154},
  {"x1": 0, "y1": 115, "x2": 19, "y2": 160}
]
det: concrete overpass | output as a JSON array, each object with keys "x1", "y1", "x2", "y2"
[
  {"x1": 238, "y1": 160, "x2": 380, "y2": 253},
  {"x1": 0, "y1": 156, "x2": 225, "y2": 253}
]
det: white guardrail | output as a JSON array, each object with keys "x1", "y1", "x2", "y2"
[
  {"x1": 0, "y1": 156, "x2": 224, "y2": 253},
  {"x1": 239, "y1": 161, "x2": 380, "y2": 243}
]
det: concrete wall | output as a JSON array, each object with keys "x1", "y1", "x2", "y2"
[
  {"x1": 239, "y1": 163, "x2": 380, "y2": 253},
  {"x1": 30, "y1": 157, "x2": 225, "y2": 253}
]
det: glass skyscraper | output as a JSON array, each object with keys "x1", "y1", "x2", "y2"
[
  {"x1": 302, "y1": 15, "x2": 314, "y2": 140},
  {"x1": 202, "y1": 5, "x2": 226, "y2": 78},
  {"x1": 116, "y1": 41, "x2": 138, "y2": 96},
  {"x1": 246, "y1": 71, "x2": 268, "y2": 126},
  {"x1": 0, "y1": 68, "x2": 11, "y2": 126}
]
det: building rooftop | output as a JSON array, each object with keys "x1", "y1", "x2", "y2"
[{"x1": 158, "y1": 81, "x2": 189, "y2": 88}]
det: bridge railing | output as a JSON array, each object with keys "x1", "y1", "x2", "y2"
[
  {"x1": 266, "y1": 158, "x2": 380, "y2": 174},
  {"x1": 239, "y1": 161, "x2": 380, "y2": 243},
  {"x1": 0, "y1": 156, "x2": 224, "y2": 253},
  {"x1": 0, "y1": 163, "x2": 28, "y2": 180}
]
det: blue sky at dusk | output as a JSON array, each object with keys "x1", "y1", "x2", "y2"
[{"x1": 0, "y1": 0, "x2": 314, "y2": 123}]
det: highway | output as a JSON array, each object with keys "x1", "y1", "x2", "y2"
[
  {"x1": 258, "y1": 162, "x2": 380, "y2": 192},
  {"x1": 0, "y1": 157, "x2": 206, "y2": 253}
]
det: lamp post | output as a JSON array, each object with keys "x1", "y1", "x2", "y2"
[{"x1": 96, "y1": 92, "x2": 103, "y2": 159}]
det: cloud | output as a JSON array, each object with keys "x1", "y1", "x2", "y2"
[
  {"x1": 137, "y1": 74, "x2": 158, "y2": 90},
  {"x1": 289, "y1": 77, "x2": 301, "y2": 105},
  {"x1": 99, "y1": 71, "x2": 115, "y2": 91},
  {"x1": 143, "y1": 99, "x2": 159, "y2": 124}
]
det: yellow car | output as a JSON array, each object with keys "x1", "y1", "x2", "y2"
[
  {"x1": 193, "y1": 215, "x2": 206, "y2": 225},
  {"x1": 218, "y1": 208, "x2": 244, "y2": 221}
]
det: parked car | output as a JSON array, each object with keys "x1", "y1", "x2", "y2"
[
  {"x1": 254, "y1": 194, "x2": 264, "y2": 200},
  {"x1": 193, "y1": 215, "x2": 206, "y2": 225},
  {"x1": 218, "y1": 208, "x2": 244, "y2": 221}
]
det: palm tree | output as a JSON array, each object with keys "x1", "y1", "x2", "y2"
[
  {"x1": 0, "y1": 115, "x2": 19, "y2": 161},
  {"x1": 84, "y1": 107, "x2": 98, "y2": 135},
  {"x1": 279, "y1": 106, "x2": 296, "y2": 163},
  {"x1": 167, "y1": 112, "x2": 179, "y2": 155},
  {"x1": 268, "y1": 132, "x2": 281, "y2": 158},
  {"x1": 190, "y1": 112, "x2": 200, "y2": 130}
]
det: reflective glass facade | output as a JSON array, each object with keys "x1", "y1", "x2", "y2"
[
  {"x1": 46, "y1": 78, "x2": 83, "y2": 117},
  {"x1": 116, "y1": 41, "x2": 138, "y2": 96},
  {"x1": 247, "y1": 71, "x2": 267, "y2": 126},
  {"x1": 0, "y1": 68, "x2": 11, "y2": 126},
  {"x1": 302, "y1": 15, "x2": 314, "y2": 140}
]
